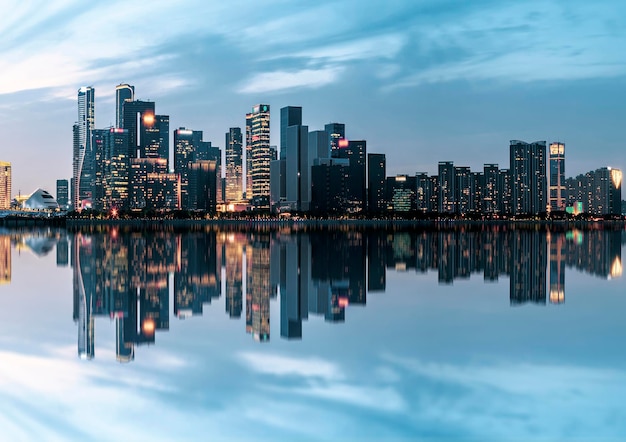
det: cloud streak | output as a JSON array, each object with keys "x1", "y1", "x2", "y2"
[{"x1": 238, "y1": 66, "x2": 344, "y2": 94}]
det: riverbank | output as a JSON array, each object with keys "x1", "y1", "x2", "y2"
[{"x1": 1, "y1": 214, "x2": 624, "y2": 231}]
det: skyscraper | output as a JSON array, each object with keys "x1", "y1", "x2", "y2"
[
  {"x1": 510, "y1": 140, "x2": 547, "y2": 215},
  {"x1": 56, "y1": 179, "x2": 69, "y2": 210},
  {"x1": 0, "y1": 162, "x2": 11, "y2": 210},
  {"x1": 483, "y1": 164, "x2": 500, "y2": 214},
  {"x1": 367, "y1": 153, "x2": 386, "y2": 213},
  {"x1": 549, "y1": 142, "x2": 566, "y2": 211},
  {"x1": 337, "y1": 140, "x2": 367, "y2": 212},
  {"x1": 455, "y1": 166, "x2": 471, "y2": 214},
  {"x1": 188, "y1": 160, "x2": 218, "y2": 212},
  {"x1": 225, "y1": 127, "x2": 243, "y2": 201},
  {"x1": 122, "y1": 100, "x2": 155, "y2": 158},
  {"x1": 103, "y1": 128, "x2": 130, "y2": 210},
  {"x1": 92, "y1": 128, "x2": 107, "y2": 210},
  {"x1": 174, "y1": 128, "x2": 202, "y2": 209},
  {"x1": 247, "y1": 104, "x2": 271, "y2": 209},
  {"x1": 115, "y1": 84, "x2": 134, "y2": 129},
  {"x1": 438, "y1": 161, "x2": 455, "y2": 213},
  {"x1": 74, "y1": 86, "x2": 95, "y2": 210},
  {"x1": 245, "y1": 113, "x2": 253, "y2": 199},
  {"x1": 325, "y1": 123, "x2": 345, "y2": 158}
]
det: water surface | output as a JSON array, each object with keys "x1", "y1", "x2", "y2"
[{"x1": 0, "y1": 226, "x2": 624, "y2": 441}]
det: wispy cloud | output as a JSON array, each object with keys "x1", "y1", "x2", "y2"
[
  {"x1": 238, "y1": 66, "x2": 344, "y2": 94},
  {"x1": 238, "y1": 351, "x2": 341, "y2": 379}
]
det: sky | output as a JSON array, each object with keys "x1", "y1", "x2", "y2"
[{"x1": 1, "y1": 0, "x2": 625, "y2": 196}]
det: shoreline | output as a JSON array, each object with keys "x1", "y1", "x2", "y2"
[{"x1": 1, "y1": 216, "x2": 624, "y2": 231}]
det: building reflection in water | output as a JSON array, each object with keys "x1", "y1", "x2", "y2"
[
  {"x1": 0, "y1": 233, "x2": 10, "y2": 284},
  {"x1": 62, "y1": 226, "x2": 623, "y2": 362}
]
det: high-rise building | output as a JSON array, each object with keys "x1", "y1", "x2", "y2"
[
  {"x1": 122, "y1": 100, "x2": 155, "y2": 159},
  {"x1": 129, "y1": 158, "x2": 177, "y2": 210},
  {"x1": 103, "y1": 128, "x2": 130, "y2": 210},
  {"x1": 0, "y1": 162, "x2": 11, "y2": 210},
  {"x1": 549, "y1": 142, "x2": 566, "y2": 211},
  {"x1": 311, "y1": 157, "x2": 350, "y2": 214},
  {"x1": 337, "y1": 140, "x2": 367, "y2": 212},
  {"x1": 281, "y1": 107, "x2": 302, "y2": 153},
  {"x1": 509, "y1": 140, "x2": 547, "y2": 215},
  {"x1": 325, "y1": 123, "x2": 345, "y2": 158},
  {"x1": 455, "y1": 166, "x2": 471, "y2": 214},
  {"x1": 245, "y1": 113, "x2": 253, "y2": 199},
  {"x1": 188, "y1": 160, "x2": 217, "y2": 212},
  {"x1": 416, "y1": 172, "x2": 432, "y2": 212},
  {"x1": 438, "y1": 161, "x2": 455, "y2": 213},
  {"x1": 92, "y1": 128, "x2": 108, "y2": 210},
  {"x1": 56, "y1": 179, "x2": 69, "y2": 210},
  {"x1": 246, "y1": 104, "x2": 271, "y2": 208},
  {"x1": 569, "y1": 167, "x2": 622, "y2": 215},
  {"x1": 225, "y1": 127, "x2": 243, "y2": 201},
  {"x1": 197, "y1": 142, "x2": 222, "y2": 204},
  {"x1": 386, "y1": 175, "x2": 417, "y2": 212},
  {"x1": 141, "y1": 113, "x2": 169, "y2": 161},
  {"x1": 115, "y1": 84, "x2": 134, "y2": 129},
  {"x1": 174, "y1": 128, "x2": 202, "y2": 209},
  {"x1": 483, "y1": 164, "x2": 500, "y2": 214},
  {"x1": 469, "y1": 171, "x2": 484, "y2": 213},
  {"x1": 74, "y1": 86, "x2": 95, "y2": 210},
  {"x1": 367, "y1": 153, "x2": 386, "y2": 213}
]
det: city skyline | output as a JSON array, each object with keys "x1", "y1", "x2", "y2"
[{"x1": 1, "y1": 1, "x2": 625, "y2": 196}]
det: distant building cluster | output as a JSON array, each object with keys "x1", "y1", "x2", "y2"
[{"x1": 384, "y1": 141, "x2": 622, "y2": 217}]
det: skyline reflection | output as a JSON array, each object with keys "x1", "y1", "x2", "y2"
[{"x1": 1, "y1": 226, "x2": 624, "y2": 362}]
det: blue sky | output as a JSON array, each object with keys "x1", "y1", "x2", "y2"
[{"x1": 1, "y1": 0, "x2": 625, "y2": 195}]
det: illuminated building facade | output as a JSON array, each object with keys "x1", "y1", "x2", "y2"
[
  {"x1": 455, "y1": 166, "x2": 471, "y2": 214},
  {"x1": 0, "y1": 161, "x2": 11, "y2": 210},
  {"x1": 103, "y1": 128, "x2": 130, "y2": 210},
  {"x1": 416, "y1": 172, "x2": 432, "y2": 212},
  {"x1": 386, "y1": 175, "x2": 417, "y2": 212},
  {"x1": 174, "y1": 128, "x2": 202, "y2": 209},
  {"x1": 122, "y1": 100, "x2": 155, "y2": 159},
  {"x1": 115, "y1": 84, "x2": 134, "y2": 129},
  {"x1": 438, "y1": 161, "x2": 455, "y2": 213},
  {"x1": 336, "y1": 140, "x2": 367, "y2": 212},
  {"x1": 509, "y1": 140, "x2": 547, "y2": 215},
  {"x1": 549, "y1": 142, "x2": 566, "y2": 211},
  {"x1": 74, "y1": 86, "x2": 95, "y2": 210},
  {"x1": 225, "y1": 127, "x2": 243, "y2": 201},
  {"x1": 483, "y1": 164, "x2": 500, "y2": 214},
  {"x1": 246, "y1": 104, "x2": 271, "y2": 208},
  {"x1": 130, "y1": 158, "x2": 178, "y2": 210},
  {"x1": 56, "y1": 179, "x2": 69, "y2": 210},
  {"x1": 325, "y1": 122, "x2": 345, "y2": 158},
  {"x1": 565, "y1": 167, "x2": 622, "y2": 215}
]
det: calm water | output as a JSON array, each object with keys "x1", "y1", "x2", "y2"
[{"x1": 0, "y1": 226, "x2": 625, "y2": 441}]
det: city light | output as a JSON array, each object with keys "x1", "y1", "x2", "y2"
[{"x1": 143, "y1": 113, "x2": 155, "y2": 126}]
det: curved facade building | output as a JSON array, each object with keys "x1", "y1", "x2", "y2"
[
  {"x1": 73, "y1": 86, "x2": 95, "y2": 210},
  {"x1": 23, "y1": 188, "x2": 60, "y2": 210}
]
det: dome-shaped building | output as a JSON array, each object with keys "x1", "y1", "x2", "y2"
[{"x1": 23, "y1": 188, "x2": 59, "y2": 211}]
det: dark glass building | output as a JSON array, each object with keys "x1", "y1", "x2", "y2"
[
  {"x1": 367, "y1": 153, "x2": 386, "y2": 213},
  {"x1": 509, "y1": 140, "x2": 547, "y2": 215}
]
